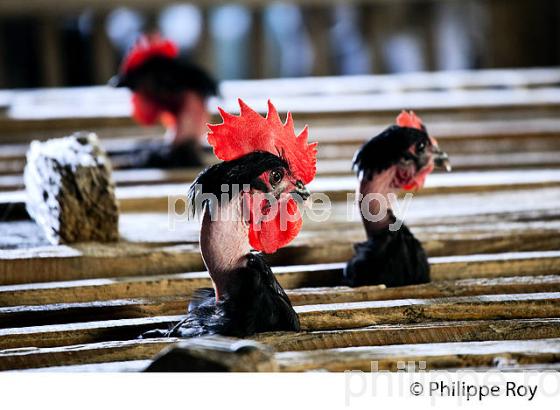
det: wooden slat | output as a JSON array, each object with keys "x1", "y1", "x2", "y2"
[
  {"x1": 310, "y1": 169, "x2": 560, "y2": 202},
  {"x1": 0, "y1": 338, "x2": 178, "y2": 371},
  {"x1": 4, "y1": 88, "x2": 560, "y2": 139},
  {"x1": 1, "y1": 292, "x2": 559, "y2": 350},
  {"x1": 3, "y1": 117, "x2": 560, "y2": 177},
  {"x1": 275, "y1": 338, "x2": 560, "y2": 372},
  {"x1": 3, "y1": 168, "x2": 560, "y2": 214},
  {"x1": 0, "y1": 243, "x2": 205, "y2": 285},
  {"x1": 0, "y1": 338, "x2": 175, "y2": 371},
  {"x1": 1, "y1": 274, "x2": 559, "y2": 328},
  {"x1": 3, "y1": 67, "x2": 560, "y2": 116},
  {"x1": 317, "y1": 152, "x2": 560, "y2": 173},
  {"x1": 19, "y1": 359, "x2": 152, "y2": 373},
  {"x1": 255, "y1": 318, "x2": 560, "y2": 352},
  {"x1": 5, "y1": 185, "x2": 560, "y2": 247},
  {"x1": 297, "y1": 292, "x2": 560, "y2": 330},
  {"x1": 24, "y1": 358, "x2": 560, "y2": 373},
  {"x1": 2, "y1": 322, "x2": 560, "y2": 371},
  {"x1": 2, "y1": 250, "x2": 560, "y2": 306},
  {"x1": 0, "y1": 168, "x2": 203, "y2": 192},
  {"x1": 0, "y1": 315, "x2": 181, "y2": 350},
  {"x1": 2, "y1": 203, "x2": 559, "y2": 284},
  {"x1": 4, "y1": 151, "x2": 560, "y2": 191},
  {"x1": 221, "y1": 68, "x2": 560, "y2": 96}
]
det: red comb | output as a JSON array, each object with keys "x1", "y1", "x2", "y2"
[
  {"x1": 396, "y1": 110, "x2": 423, "y2": 130},
  {"x1": 121, "y1": 34, "x2": 179, "y2": 74},
  {"x1": 208, "y1": 99, "x2": 318, "y2": 184}
]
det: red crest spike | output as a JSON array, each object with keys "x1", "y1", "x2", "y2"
[
  {"x1": 396, "y1": 110, "x2": 424, "y2": 131},
  {"x1": 121, "y1": 34, "x2": 179, "y2": 74},
  {"x1": 207, "y1": 99, "x2": 318, "y2": 184}
]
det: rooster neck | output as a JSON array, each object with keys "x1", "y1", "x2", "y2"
[
  {"x1": 358, "y1": 167, "x2": 397, "y2": 236},
  {"x1": 199, "y1": 199, "x2": 251, "y2": 299},
  {"x1": 164, "y1": 93, "x2": 208, "y2": 146}
]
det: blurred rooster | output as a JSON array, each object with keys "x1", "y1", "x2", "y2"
[
  {"x1": 144, "y1": 100, "x2": 317, "y2": 337},
  {"x1": 110, "y1": 35, "x2": 217, "y2": 167},
  {"x1": 344, "y1": 111, "x2": 451, "y2": 287}
]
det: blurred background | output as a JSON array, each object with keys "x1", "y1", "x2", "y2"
[{"x1": 0, "y1": 0, "x2": 559, "y2": 88}]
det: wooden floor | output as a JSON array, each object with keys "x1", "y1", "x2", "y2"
[{"x1": 0, "y1": 68, "x2": 560, "y2": 372}]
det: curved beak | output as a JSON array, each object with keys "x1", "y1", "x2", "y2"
[
  {"x1": 108, "y1": 74, "x2": 127, "y2": 88},
  {"x1": 291, "y1": 181, "x2": 311, "y2": 202},
  {"x1": 433, "y1": 148, "x2": 452, "y2": 172}
]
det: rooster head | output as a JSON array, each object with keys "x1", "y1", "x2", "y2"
[
  {"x1": 190, "y1": 99, "x2": 317, "y2": 254},
  {"x1": 353, "y1": 110, "x2": 450, "y2": 191}
]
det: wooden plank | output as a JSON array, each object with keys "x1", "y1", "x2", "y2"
[
  {"x1": 0, "y1": 168, "x2": 203, "y2": 192},
  {"x1": 19, "y1": 359, "x2": 152, "y2": 372},
  {"x1": 1, "y1": 250, "x2": 560, "y2": 305},
  {"x1": 317, "y1": 152, "x2": 560, "y2": 172},
  {"x1": 3, "y1": 67, "x2": 560, "y2": 107},
  {"x1": 3, "y1": 150, "x2": 560, "y2": 191},
  {"x1": 0, "y1": 297, "x2": 189, "y2": 328},
  {"x1": 89, "y1": 169, "x2": 560, "y2": 207},
  {"x1": 4, "y1": 205, "x2": 560, "y2": 284},
  {"x1": 1, "y1": 208, "x2": 559, "y2": 284},
  {"x1": 309, "y1": 169, "x2": 560, "y2": 202},
  {"x1": 0, "y1": 243, "x2": 205, "y2": 285},
  {"x1": 4, "y1": 149, "x2": 560, "y2": 192},
  {"x1": 2, "y1": 185, "x2": 560, "y2": 284},
  {"x1": 296, "y1": 292, "x2": 560, "y2": 330},
  {"x1": 24, "y1": 358, "x2": 560, "y2": 373},
  {"x1": 1, "y1": 275, "x2": 559, "y2": 328},
  {"x1": 0, "y1": 292, "x2": 559, "y2": 350},
  {"x1": 3, "y1": 117, "x2": 560, "y2": 150},
  {"x1": 4, "y1": 168, "x2": 560, "y2": 214},
  {"x1": 0, "y1": 338, "x2": 175, "y2": 371},
  {"x1": 275, "y1": 338, "x2": 560, "y2": 372},
  {"x1": 7, "y1": 337, "x2": 560, "y2": 372},
  {"x1": 5, "y1": 185, "x2": 560, "y2": 245},
  {"x1": 4, "y1": 88, "x2": 560, "y2": 138},
  {"x1": 255, "y1": 318, "x2": 560, "y2": 352},
  {"x1": 219, "y1": 68, "x2": 560, "y2": 97},
  {"x1": 0, "y1": 315, "x2": 182, "y2": 350}
]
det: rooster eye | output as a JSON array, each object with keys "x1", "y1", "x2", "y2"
[
  {"x1": 416, "y1": 140, "x2": 426, "y2": 152},
  {"x1": 269, "y1": 169, "x2": 284, "y2": 186}
]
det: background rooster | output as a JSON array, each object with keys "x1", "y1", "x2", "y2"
[
  {"x1": 344, "y1": 111, "x2": 451, "y2": 287},
  {"x1": 145, "y1": 100, "x2": 317, "y2": 338},
  {"x1": 110, "y1": 35, "x2": 217, "y2": 167}
]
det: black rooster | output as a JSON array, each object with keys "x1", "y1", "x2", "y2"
[
  {"x1": 110, "y1": 35, "x2": 217, "y2": 168},
  {"x1": 344, "y1": 111, "x2": 451, "y2": 287},
  {"x1": 143, "y1": 100, "x2": 317, "y2": 338}
]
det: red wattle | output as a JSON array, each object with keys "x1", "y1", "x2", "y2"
[
  {"x1": 131, "y1": 93, "x2": 163, "y2": 126},
  {"x1": 402, "y1": 162, "x2": 434, "y2": 191},
  {"x1": 248, "y1": 197, "x2": 302, "y2": 254}
]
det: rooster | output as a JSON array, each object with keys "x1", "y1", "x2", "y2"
[
  {"x1": 110, "y1": 35, "x2": 217, "y2": 167},
  {"x1": 344, "y1": 111, "x2": 451, "y2": 287},
  {"x1": 144, "y1": 100, "x2": 317, "y2": 338}
]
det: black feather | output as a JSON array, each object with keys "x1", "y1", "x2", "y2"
[
  {"x1": 110, "y1": 55, "x2": 218, "y2": 98},
  {"x1": 353, "y1": 125, "x2": 430, "y2": 179},
  {"x1": 143, "y1": 253, "x2": 300, "y2": 338},
  {"x1": 113, "y1": 139, "x2": 204, "y2": 169},
  {"x1": 343, "y1": 218, "x2": 430, "y2": 287},
  {"x1": 187, "y1": 151, "x2": 288, "y2": 216}
]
